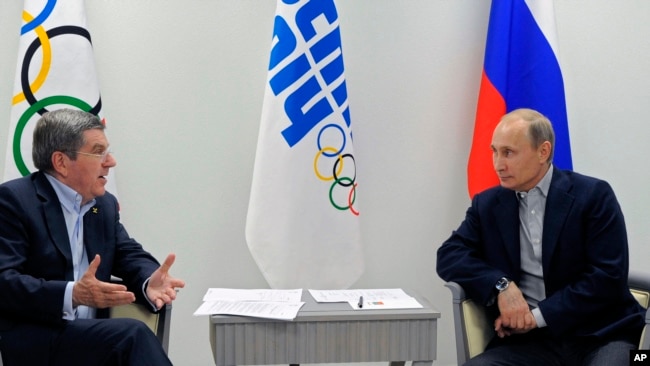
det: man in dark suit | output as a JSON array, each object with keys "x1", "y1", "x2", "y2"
[
  {"x1": 437, "y1": 108, "x2": 645, "y2": 365},
  {"x1": 0, "y1": 109, "x2": 185, "y2": 365}
]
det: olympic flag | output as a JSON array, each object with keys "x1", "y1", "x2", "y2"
[
  {"x1": 467, "y1": 0, "x2": 572, "y2": 198},
  {"x1": 246, "y1": 0, "x2": 363, "y2": 289},
  {"x1": 4, "y1": 0, "x2": 116, "y2": 194}
]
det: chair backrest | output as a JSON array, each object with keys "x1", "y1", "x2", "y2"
[
  {"x1": 109, "y1": 302, "x2": 172, "y2": 354},
  {"x1": 629, "y1": 271, "x2": 650, "y2": 349},
  {"x1": 460, "y1": 298, "x2": 493, "y2": 358},
  {"x1": 445, "y1": 282, "x2": 494, "y2": 365},
  {"x1": 108, "y1": 276, "x2": 172, "y2": 354}
]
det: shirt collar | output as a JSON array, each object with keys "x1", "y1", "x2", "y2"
[
  {"x1": 516, "y1": 164, "x2": 553, "y2": 199},
  {"x1": 44, "y1": 173, "x2": 96, "y2": 214}
]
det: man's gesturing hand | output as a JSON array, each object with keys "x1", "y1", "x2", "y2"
[
  {"x1": 72, "y1": 255, "x2": 136, "y2": 308},
  {"x1": 146, "y1": 253, "x2": 186, "y2": 310}
]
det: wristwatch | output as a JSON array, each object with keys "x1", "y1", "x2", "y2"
[{"x1": 495, "y1": 277, "x2": 511, "y2": 293}]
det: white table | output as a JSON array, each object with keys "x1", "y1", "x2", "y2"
[{"x1": 209, "y1": 290, "x2": 440, "y2": 365}]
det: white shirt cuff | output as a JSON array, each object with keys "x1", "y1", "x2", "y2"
[
  {"x1": 532, "y1": 307, "x2": 547, "y2": 328},
  {"x1": 63, "y1": 281, "x2": 76, "y2": 320},
  {"x1": 142, "y1": 277, "x2": 158, "y2": 311}
]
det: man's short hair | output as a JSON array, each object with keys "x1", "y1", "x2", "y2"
[
  {"x1": 501, "y1": 108, "x2": 555, "y2": 163},
  {"x1": 32, "y1": 109, "x2": 105, "y2": 172}
]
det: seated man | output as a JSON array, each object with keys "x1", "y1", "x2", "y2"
[
  {"x1": 437, "y1": 108, "x2": 645, "y2": 366},
  {"x1": 0, "y1": 109, "x2": 185, "y2": 365}
]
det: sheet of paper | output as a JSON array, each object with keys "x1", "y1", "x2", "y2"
[
  {"x1": 349, "y1": 297, "x2": 423, "y2": 310},
  {"x1": 308, "y1": 288, "x2": 410, "y2": 303},
  {"x1": 193, "y1": 300, "x2": 305, "y2": 320},
  {"x1": 202, "y1": 288, "x2": 302, "y2": 302}
]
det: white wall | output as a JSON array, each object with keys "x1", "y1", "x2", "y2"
[{"x1": 1, "y1": 1, "x2": 649, "y2": 365}]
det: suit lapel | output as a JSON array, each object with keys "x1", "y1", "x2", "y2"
[
  {"x1": 83, "y1": 203, "x2": 104, "y2": 260},
  {"x1": 34, "y1": 173, "x2": 74, "y2": 280},
  {"x1": 542, "y1": 169, "x2": 574, "y2": 271},
  {"x1": 494, "y1": 188, "x2": 521, "y2": 273}
]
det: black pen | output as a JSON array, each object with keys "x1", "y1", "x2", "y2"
[{"x1": 358, "y1": 296, "x2": 363, "y2": 308}]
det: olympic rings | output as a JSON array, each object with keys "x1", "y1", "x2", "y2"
[
  {"x1": 19, "y1": 25, "x2": 102, "y2": 115},
  {"x1": 11, "y1": 19, "x2": 103, "y2": 176},
  {"x1": 314, "y1": 122, "x2": 358, "y2": 215},
  {"x1": 314, "y1": 146, "x2": 343, "y2": 181},
  {"x1": 13, "y1": 11, "x2": 51, "y2": 106},
  {"x1": 20, "y1": 0, "x2": 56, "y2": 35},
  {"x1": 317, "y1": 123, "x2": 346, "y2": 157}
]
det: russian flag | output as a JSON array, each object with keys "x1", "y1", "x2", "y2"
[{"x1": 467, "y1": 0, "x2": 572, "y2": 198}]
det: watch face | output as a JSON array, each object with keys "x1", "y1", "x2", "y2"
[{"x1": 496, "y1": 278, "x2": 509, "y2": 291}]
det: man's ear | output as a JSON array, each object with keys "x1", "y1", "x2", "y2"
[
  {"x1": 51, "y1": 151, "x2": 69, "y2": 177},
  {"x1": 539, "y1": 141, "x2": 552, "y2": 163}
]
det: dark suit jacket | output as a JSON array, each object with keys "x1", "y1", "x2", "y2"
[
  {"x1": 0, "y1": 171, "x2": 160, "y2": 331},
  {"x1": 437, "y1": 167, "x2": 645, "y2": 339}
]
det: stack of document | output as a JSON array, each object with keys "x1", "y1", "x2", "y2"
[
  {"x1": 309, "y1": 288, "x2": 423, "y2": 310},
  {"x1": 193, "y1": 288, "x2": 304, "y2": 320}
]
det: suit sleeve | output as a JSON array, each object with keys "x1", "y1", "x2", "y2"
[
  {"x1": 93, "y1": 193, "x2": 161, "y2": 308},
  {"x1": 437, "y1": 191, "x2": 514, "y2": 306},
  {"x1": 538, "y1": 180, "x2": 638, "y2": 336},
  {"x1": 0, "y1": 184, "x2": 69, "y2": 325}
]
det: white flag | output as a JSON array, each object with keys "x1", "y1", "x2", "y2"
[
  {"x1": 246, "y1": 0, "x2": 363, "y2": 289},
  {"x1": 4, "y1": 0, "x2": 117, "y2": 195}
]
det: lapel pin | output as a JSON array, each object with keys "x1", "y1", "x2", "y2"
[{"x1": 92, "y1": 207, "x2": 98, "y2": 214}]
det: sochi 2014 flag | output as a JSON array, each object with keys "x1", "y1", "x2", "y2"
[
  {"x1": 246, "y1": 0, "x2": 363, "y2": 289},
  {"x1": 467, "y1": 0, "x2": 572, "y2": 198},
  {"x1": 4, "y1": 0, "x2": 117, "y2": 194}
]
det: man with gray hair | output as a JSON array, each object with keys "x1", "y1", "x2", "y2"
[{"x1": 0, "y1": 108, "x2": 185, "y2": 365}]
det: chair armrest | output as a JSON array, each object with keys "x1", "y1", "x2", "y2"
[
  {"x1": 629, "y1": 271, "x2": 650, "y2": 296},
  {"x1": 640, "y1": 307, "x2": 650, "y2": 350},
  {"x1": 109, "y1": 302, "x2": 171, "y2": 354},
  {"x1": 445, "y1": 281, "x2": 494, "y2": 364},
  {"x1": 629, "y1": 270, "x2": 650, "y2": 349},
  {"x1": 108, "y1": 276, "x2": 172, "y2": 354},
  {"x1": 446, "y1": 281, "x2": 466, "y2": 303}
]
